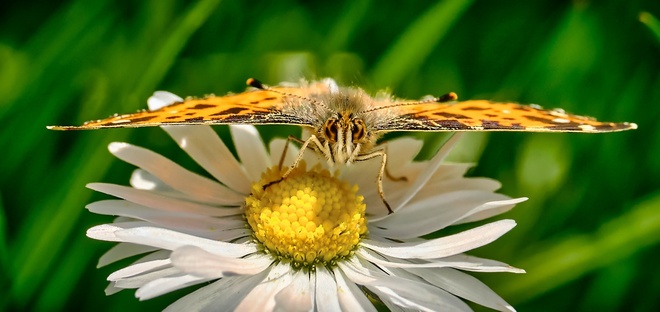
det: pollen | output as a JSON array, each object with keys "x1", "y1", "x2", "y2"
[{"x1": 245, "y1": 162, "x2": 367, "y2": 268}]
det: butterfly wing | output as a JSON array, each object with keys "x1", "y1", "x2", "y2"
[
  {"x1": 48, "y1": 84, "x2": 325, "y2": 130},
  {"x1": 375, "y1": 100, "x2": 637, "y2": 133}
]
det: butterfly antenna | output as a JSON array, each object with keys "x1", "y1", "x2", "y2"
[
  {"x1": 362, "y1": 92, "x2": 458, "y2": 113},
  {"x1": 246, "y1": 78, "x2": 331, "y2": 111}
]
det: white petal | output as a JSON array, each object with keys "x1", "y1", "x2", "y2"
[
  {"x1": 87, "y1": 224, "x2": 131, "y2": 242},
  {"x1": 87, "y1": 183, "x2": 241, "y2": 217},
  {"x1": 455, "y1": 197, "x2": 528, "y2": 224},
  {"x1": 392, "y1": 133, "x2": 464, "y2": 207},
  {"x1": 130, "y1": 169, "x2": 174, "y2": 191},
  {"x1": 94, "y1": 225, "x2": 256, "y2": 257},
  {"x1": 404, "y1": 176, "x2": 502, "y2": 202},
  {"x1": 98, "y1": 242, "x2": 158, "y2": 267},
  {"x1": 274, "y1": 270, "x2": 314, "y2": 312},
  {"x1": 108, "y1": 249, "x2": 171, "y2": 281},
  {"x1": 315, "y1": 266, "x2": 341, "y2": 312},
  {"x1": 230, "y1": 125, "x2": 272, "y2": 181},
  {"x1": 355, "y1": 248, "x2": 523, "y2": 274},
  {"x1": 114, "y1": 267, "x2": 180, "y2": 289},
  {"x1": 428, "y1": 174, "x2": 501, "y2": 194},
  {"x1": 375, "y1": 280, "x2": 470, "y2": 312},
  {"x1": 434, "y1": 254, "x2": 525, "y2": 273},
  {"x1": 339, "y1": 138, "x2": 423, "y2": 198},
  {"x1": 427, "y1": 163, "x2": 474, "y2": 182},
  {"x1": 333, "y1": 267, "x2": 377, "y2": 312},
  {"x1": 87, "y1": 200, "x2": 245, "y2": 233},
  {"x1": 89, "y1": 219, "x2": 235, "y2": 243},
  {"x1": 129, "y1": 170, "x2": 214, "y2": 205},
  {"x1": 339, "y1": 259, "x2": 471, "y2": 312},
  {"x1": 375, "y1": 165, "x2": 498, "y2": 212},
  {"x1": 147, "y1": 91, "x2": 183, "y2": 110},
  {"x1": 369, "y1": 133, "x2": 464, "y2": 221},
  {"x1": 234, "y1": 263, "x2": 291, "y2": 311},
  {"x1": 357, "y1": 247, "x2": 477, "y2": 270},
  {"x1": 171, "y1": 245, "x2": 271, "y2": 279},
  {"x1": 165, "y1": 266, "x2": 271, "y2": 312},
  {"x1": 382, "y1": 137, "x2": 422, "y2": 173},
  {"x1": 89, "y1": 221, "x2": 156, "y2": 237},
  {"x1": 108, "y1": 258, "x2": 171, "y2": 281},
  {"x1": 362, "y1": 220, "x2": 516, "y2": 259},
  {"x1": 109, "y1": 142, "x2": 244, "y2": 205},
  {"x1": 104, "y1": 282, "x2": 122, "y2": 295},
  {"x1": 340, "y1": 158, "x2": 380, "y2": 196},
  {"x1": 161, "y1": 125, "x2": 251, "y2": 193},
  {"x1": 415, "y1": 267, "x2": 516, "y2": 312},
  {"x1": 136, "y1": 274, "x2": 209, "y2": 300},
  {"x1": 356, "y1": 248, "x2": 443, "y2": 269},
  {"x1": 371, "y1": 193, "x2": 525, "y2": 239}
]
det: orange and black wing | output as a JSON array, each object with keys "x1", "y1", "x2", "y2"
[
  {"x1": 375, "y1": 100, "x2": 637, "y2": 133},
  {"x1": 48, "y1": 84, "x2": 323, "y2": 130}
]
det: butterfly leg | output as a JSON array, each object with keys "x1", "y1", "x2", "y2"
[
  {"x1": 278, "y1": 135, "x2": 306, "y2": 169},
  {"x1": 355, "y1": 150, "x2": 394, "y2": 215},
  {"x1": 263, "y1": 134, "x2": 329, "y2": 190},
  {"x1": 383, "y1": 145, "x2": 408, "y2": 182},
  {"x1": 385, "y1": 168, "x2": 407, "y2": 182}
]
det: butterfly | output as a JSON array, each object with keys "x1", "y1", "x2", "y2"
[{"x1": 49, "y1": 78, "x2": 637, "y2": 214}]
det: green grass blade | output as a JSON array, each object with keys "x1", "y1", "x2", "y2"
[
  {"x1": 9, "y1": 0, "x2": 223, "y2": 306},
  {"x1": 370, "y1": 0, "x2": 474, "y2": 88},
  {"x1": 639, "y1": 12, "x2": 660, "y2": 43},
  {"x1": 499, "y1": 191, "x2": 660, "y2": 304}
]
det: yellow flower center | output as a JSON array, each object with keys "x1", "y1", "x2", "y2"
[{"x1": 245, "y1": 162, "x2": 367, "y2": 268}]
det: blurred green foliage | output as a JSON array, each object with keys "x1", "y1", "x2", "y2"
[{"x1": 1, "y1": 0, "x2": 658, "y2": 311}]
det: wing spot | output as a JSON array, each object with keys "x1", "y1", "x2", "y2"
[
  {"x1": 552, "y1": 118, "x2": 570, "y2": 123},
  {"x1": 481, "y1": 120, "x2": 522, "y2": 129},
  {"x1": 434, "y1": 120, "x2": 470, "y2": 129},
  {"x1": 595, "y1": 124, "x2": 618, "y2": 131},
  {"x1": 461, "y1": 106, "x2": 491, "y2": 111},
  {"x1": 210, "y1": 107, "x2": 249, "y2": 116},
  {"x1": 192, "y1": 104, "x2": 216, "y2": 109},
  {"x1": 130, "y1": 116, "x2": 157, "y2": 122},
  {"x1": 524, "y1": 115, "x2": 554, "y2": 124},
  {"x1": 433, "y1": 112, "x2": 470, "y2": 119}
]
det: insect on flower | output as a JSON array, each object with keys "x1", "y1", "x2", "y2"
[{"x1": 49, "y1": 78, "x2": 637, "y2": 213}]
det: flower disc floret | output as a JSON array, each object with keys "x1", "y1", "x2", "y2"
[{"x1": 245, "y1": 162, "x2": 367, "y2": 267}]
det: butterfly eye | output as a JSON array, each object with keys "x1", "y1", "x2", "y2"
[
  {"x1": 352, "y1": 119, "x2": 366, "y2": 142},
  {"x1": 323, "y1": 118, "x2": 339, "y2": 143}
]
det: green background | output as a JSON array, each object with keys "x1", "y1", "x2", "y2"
[{"x1": 2, "y1": 0, "x2": 659, "y2": 311}]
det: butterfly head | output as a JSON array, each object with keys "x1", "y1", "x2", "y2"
[
  {"x1": 312, "y1": 89, "x2": 381, "y2": 165},
  {"x1": 323, "y1": 112, "x2": 368, "y2": 144}
]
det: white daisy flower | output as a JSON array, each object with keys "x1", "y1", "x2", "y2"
[{"x1": 86, "y1": 91, "x2": 527, "y2": 311}]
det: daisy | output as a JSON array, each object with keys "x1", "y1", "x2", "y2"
[{"x1": 86, "y1": 91, "x2": 527, "y2": 311}]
